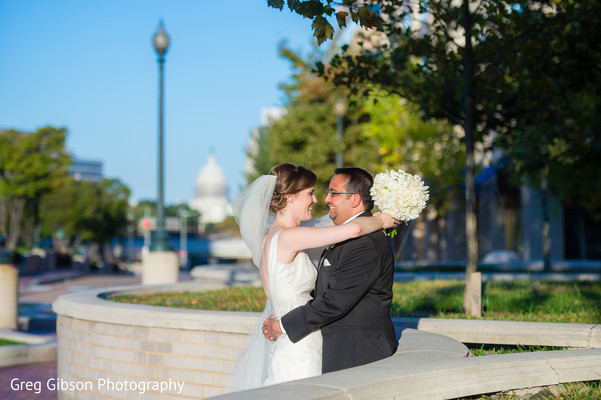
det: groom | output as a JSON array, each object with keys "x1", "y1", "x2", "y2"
[{"x1": 263, "y1": 167, "x2": 398, "y2": 373}]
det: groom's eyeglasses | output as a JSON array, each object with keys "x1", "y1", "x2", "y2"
[{"x1": 327, "y1": 189, "x2": 357, "y2": 196}]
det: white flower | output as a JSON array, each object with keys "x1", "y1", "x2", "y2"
[{"x1": 370, "y1": 169, "x2": 429, "y2": 222}]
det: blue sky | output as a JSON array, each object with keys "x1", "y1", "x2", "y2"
[{"x1": 0, "y1": 0, "x2": 319, "y2": 204}]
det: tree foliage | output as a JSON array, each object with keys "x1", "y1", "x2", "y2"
[
  {"x1": 250, "y1": 42, "x2": 464, "y2": 219},
  {"x1": 78, "y1": 178, "x2": 130, "y2": 245},
  {"x1": 129, "y1": 200, "x2": 199, "y2": 221},
  {"x1": 39, "y1": 177, "x2": 93, "y2": 249},
  {"x1": 269, "y1": 0, "x2": 601, "y2": 312},
  {"x1": 0, "y1": 127, "x2": 70, "y2": 249},
  {"x1": 40, "y1": 177, "x2": 131, "y2": 254},
  {"x1": 128, "y1": 200, "x2": 200, "y2": 235},
  {"x1": 361, "y1": 93, "x2": 464, "y2": 215},
  {"x1": 270, "y1": 0, "x2": 601, "y2": 219},
  {"x1": 248, "y1": 43, "x2": 381, "y2": 215},
  {"x1": 270, "y1": 1, "x2": 485, "y2": 313},
  {"x1": 486, "y1": 0, "x2": 601, "y2": 219}
]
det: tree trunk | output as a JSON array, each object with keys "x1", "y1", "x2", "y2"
[
  {"x1": 462, "y1": 0, "x2": 480, "y2": 316},
  {"x1": 415, "y1": 219, "x2": 426, "y2": 261},
  {"x1": 428, "y1": 214, "x2": 439, "y2": 261},
  {"x1": 578, "y1": 211, "x2": 587, "y2": 259},
  {"x1": 438, "y1": 216, "x2": 447, "y2": 261},
  {"x1": 541, "y1": 168, "x2": 551, "y2": 272},
  {"x1": 33, "y1": 194, "x2": 41, "y2": 249},
  {"x1": 7, "y1": 198, "x2": 25, "y2": 250},
  {"x1": 0, "y1": 199, "x2": 7, "y2": 238}
]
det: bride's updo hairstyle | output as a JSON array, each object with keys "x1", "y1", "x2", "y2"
[{"x1": 268, "y1": 163, "x2": 317, "y2": 212}]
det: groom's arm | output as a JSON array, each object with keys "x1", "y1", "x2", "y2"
[{"x1": 281, "y1": 236, "x2": 381, "y2": 343}]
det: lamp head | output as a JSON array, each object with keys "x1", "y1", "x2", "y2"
[
  {"x1": 334, "y1": 95, "x2": 347, "y2": 117},
  {"x1": 153, "y1": 21, "x2": 170, "y2": 56}
]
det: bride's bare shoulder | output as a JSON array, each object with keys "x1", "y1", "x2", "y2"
[{"x1": 262, "y1": 226, "x2": 284, "y2": 251}]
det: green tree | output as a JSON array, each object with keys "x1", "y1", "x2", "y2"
[
  {"x1": 268, "y1": 0, "x2": 601, "y2": 312},
  {"x1": 214, "y1": 216, "x2": 242, "y2": 237},
  {"x1": 82, "y1": 178, "x2": 130, "y2": 243},
  {"x1": 165, "y1": 203, "x2": 198, "y2": 219},
  {"x1": 269, "y1": 0, "x2": 483, "y2": 313},
  {"x1": 39, "y1": 177, "x2": 130, "y2": 264},
  {"x1": 362, "y1": 93, "x2": 464, "y2": 216},
  {"x1": 251, "y1": 42, "x2": 464, "y2": 250},
  {"x1": 80, "y1": 178, "x2": 130, "y2": 263},
  {"x1": 487, "y1": 0, "x2": 601, "y2": 215},
  {"x1": 129, "y1": 200, "x2": 200, "y2": 234},
  {"x1": 249, "y1": 44, "x2": 380, "y2": 215},
  {"x1": 129, "y1": 200, "x2": 157, "y2": 224},
  {"x1": 39, "y1": 177, "x2": 93, "y2": 251},
  {"x1": 0, "y1": 126, "x2": 70, "y2": 249},
  {"x1": 362, "y1": 92, "x2": 465, "y2": 260}
]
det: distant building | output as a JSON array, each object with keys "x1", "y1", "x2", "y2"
[
  {"x1": 398, "y1": 148, "x2": 601, "y2": 263},
  {"x1": 190, "y1": 154, "x2": 231, "y2": 225},
  {"x1": 69, "y1": 158, "x2": 103, "y2": 183}
]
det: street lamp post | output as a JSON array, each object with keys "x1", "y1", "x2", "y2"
[
  {"x1": 151, "y1": 21, "x2": 172, "y2": 252},
  {"x1": 142, "y1": 20, "x2": 178, "y2": 285},
  {"x1": 334, "y1": 96, "x2": 347, "y2": 169},
  {"x1": 126, "y1": 211, "x2": 134, "y2": 266},
  {"x1": 179, "y1": 209, "x2": 189, "y2": 269}
]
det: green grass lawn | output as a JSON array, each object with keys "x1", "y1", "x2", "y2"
[
  {"x1": 0, "y1": 338, "x2": 27, "y2": 346},
  {"x1": 111, "y1": 280, "x2": 601, "y2": 357},
  {"x1": 460, "y1": 381, "x2": 601, "y2": 400},
  {"x1": 110, "y1": 280, "x2": 601, "y2": 399},
  {"x1": 391, "y1": 280, "x2": 601, "y2": 324},
  {"x1": 111, "y1": 280, "x2": 601, "y2": 324}
]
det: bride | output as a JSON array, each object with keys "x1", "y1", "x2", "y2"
[{"x1": 229, "y1": 163, "x2": 397, "y2": 390}]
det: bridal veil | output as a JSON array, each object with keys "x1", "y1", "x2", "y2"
[
  {"x1": 231, "y1": 175, "x2": 276, "y2": 267},
  {"x1": 227, "y1": 175, "x2": 276, "y2": 391}
]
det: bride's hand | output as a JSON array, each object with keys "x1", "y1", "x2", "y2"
[
  {"x1": 263, "y1": 316, "x2": 282, "y2": 341},
  {"x1": 374, "y1": 211, "x2": 400, "y2": 229}
]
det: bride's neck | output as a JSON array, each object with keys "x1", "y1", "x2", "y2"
[{"x1": 273, "y1": 210, "x2": 300, "y2": 229}]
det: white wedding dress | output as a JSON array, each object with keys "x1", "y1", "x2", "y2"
[
  {"x1": 228, "y1": 175, "x2": 323, "y2": 392},
  {"x1": 264, "y1": 229, "x2": 322, "y2": 385}
]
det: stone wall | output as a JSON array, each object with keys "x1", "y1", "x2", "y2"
[
  {"x1": 53, "y1": 282, "x2": 256, "y2": 399},
  {"x1": 56, "y1": 315, "x2": 243, "y2": 399}
]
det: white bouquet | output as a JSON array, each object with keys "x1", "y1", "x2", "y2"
[{"x1": 370, "y1": 169, "x2": 429, "y2": 236}]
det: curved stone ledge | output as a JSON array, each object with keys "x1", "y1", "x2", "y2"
[
  {"x1": 394, "y1": 318, "x2": 601, "y2": 348},
  {"x1": 53, "y1": 282, "x2": 259, "y2": 334},
  {"x1": 213, "y1": 348, "x2": 601, "y2": 400},
  {"x1": 52, "y1": 282, "x2": 601, "y2": 399},
  {"x1": 0, "y1": 328, "x2": 57, "y2": 368}
]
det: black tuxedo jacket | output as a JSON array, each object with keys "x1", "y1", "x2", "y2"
[{"x1": 281, "y1": 214, "x2": 398, "y2": 373}]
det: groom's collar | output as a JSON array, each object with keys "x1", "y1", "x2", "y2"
[{"x1": 342, "y1": 210, "x2": 368, "y2": 224}]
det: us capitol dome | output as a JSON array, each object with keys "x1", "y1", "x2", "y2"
[{"x1": 190, "y1": 154, "x2": 231, "y2": 225}]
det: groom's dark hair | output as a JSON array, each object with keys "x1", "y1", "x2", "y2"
[{"x1": 334, "y1": 167, "x2": 374, "y2": 210}]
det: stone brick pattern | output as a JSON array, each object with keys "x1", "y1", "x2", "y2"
[{"x1": 56, "y1": 315, "x2": 245, "y2": 399}]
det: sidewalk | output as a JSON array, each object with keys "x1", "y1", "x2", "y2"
[{"x1": 0, "y1": 362, "x2": 57, "y2": 399}]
